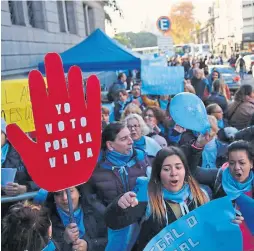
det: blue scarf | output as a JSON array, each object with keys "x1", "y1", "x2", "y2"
[
  {"x1": 222, "y1": 168, "x2": 254, "y2": 200},
  {"x1": 147, "y1": 184, "x2": 193, "y2": 223},
  {"x1": 106, "y1": 149, "x2": 133, "y2": 167},
  {"x1": 134, "y1": 178, "x2": 194, "y2": 222},
  {"x1": 118, "y1": 97, "x2": 131, "y2": 114},
  {"x1": 162, "y1": 183, "x2": 191, "y2": 204},
  {"x1": 202, "y1": 138, "x2": 218, "y2": 169},
  {"x1": 217, "y1": 119, "x2": 224, "y2": 129},
  {"x1": 105, "y1": 149, "x2": 134, "y2": 192},
  {"x1": 168, "y1": 128, "x2": 182, "y2": 143},
  {"x1": 57, "y1": 206, "x2": 85, "y2": 238},
  {"x1": 192, "y1": 130, "x2": 200, "y2": 138},
  {"x1": 133, "y1": 136, "x2": 146, "y2": 151},
  {"x1": 159, "y1": 100, "x2": 168, "y2": 111},
  {"x1": 158, "y1": 124, "x2": 165, "y2": 134},
  {"x1": 1, "y1": 142, "x2": 9, "y2": 165},
  {"x1": 42, "y1": 240, "x2": 56, "y2": 251}
]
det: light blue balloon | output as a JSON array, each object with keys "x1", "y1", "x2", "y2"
[{"x1": 170, "y1": 93, "x2": 211, "y2": 134}]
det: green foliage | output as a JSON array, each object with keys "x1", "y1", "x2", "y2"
[
  {"x1": 105, "y1": 0, "x2": 123, "y2": 24},
  {"x1": 114, "y1": 34, "x2": 130, "y2": 47},
  {"x1": 114, "y1": 32, "x2": 157, "y2": 48}
]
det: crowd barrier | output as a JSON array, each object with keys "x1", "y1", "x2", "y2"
[{"x1": 1, "y1": 191, "x2": 38, "y2": 204}]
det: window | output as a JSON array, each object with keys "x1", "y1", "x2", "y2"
[
  {"x1": 82, "y1": 4, "x2": 94, "y2": 35},
  {"x1": 57, "y1": 1, "x2": 66, "y2": 32},
  {"x1": 83, "y1": 3, "x2": 89, "y2": 36},
  {"x1": 88, "y1": 6, "x2": 94, "y2": 32},
  {"x1": 243, "y1": 17, "x2": 252, "y2": 21},
  {"x1": 27, "y1": 1, "x2": 35, "y2": 27},
  {"x1": 27, "y1": 1, "x2": 45, "y2": 29},
  {"x1": 8, "y1": 1, "x2": 25, "y2": 25},
  {"x1": 64, "y1": 1, "x2": 77, "y2": 34},
  {"x1": 243, "y1": 3, "x2": 252, "y2": 7}
]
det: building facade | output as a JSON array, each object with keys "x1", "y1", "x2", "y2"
[
  {"x1": 1, "y1": 0, "x2": 105, "y2": 79},
  {"x1": 212, "y1": 0, "x2": 242, "y2": 57},
  {"x1": 242, "y1": 0, "x2": 254, "y2": 53},
  {"x1": 192, "y1": 20, "x2": 215, "y2": 53},
  {"x1": 191, "y1": 0, "x2": 243, "y2": 57}
]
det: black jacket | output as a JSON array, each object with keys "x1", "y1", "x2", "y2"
[
  {"x1": 204, "y1": 92, "x2": 228, "y2": 113},
  {"x1": 49, "y1": 197, "x2": 107, "y2": 251},
  {"x1": 2, "y1": 143, "x2": 38, "y2": 192},
  {"x1": 234, "y1": 126, "x2": 254, "y2": 142},
  {"x1": 179, "y1": 130, "x2": 228, "y2": 168},
  {"x1": 82, "y1": 149, "x2": 150, "y2": 216},
  {"x1": 191, "y1": 77, "x2": 206, "y2": 99},
  {"x1": 114, "y1": 100, "x2": 132, "y2": 121},
  {"x1": 234, "y1": 126, "x2": 254, "y2": 146}
]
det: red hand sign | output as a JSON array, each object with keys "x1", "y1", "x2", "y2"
[{"x1": 6, "y1": 53, "x2": 101, "y2": 192}]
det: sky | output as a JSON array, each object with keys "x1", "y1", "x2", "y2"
[{"x1": 105, "y1": 0, "x2": 213, "y2": 37}]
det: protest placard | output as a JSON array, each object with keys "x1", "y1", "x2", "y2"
[
  {"x1": 1, "y1": 79, "x2": 35, "y2": 132},
  {"x1": 6, "y1": 53, "x2": 102, "y2": 192},
  {"x1": 141, "y1": 65, "x2": 184, "y2": 95},
  {"x1": 236, "y1": 194, "x2": 254, "y2": 235},
  {"x1": 144, "y1": 197, "x2": 242, "y2": 251}
]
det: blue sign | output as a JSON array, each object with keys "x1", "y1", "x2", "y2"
[
  {"x1": 141, "y1": 65, "x2": 184, "y2": 95},
  {"x1": 236, "y1": 193, "x2": 254, "y2": 235},
  {"x1": 157, "y1": 16, "x2": 171, "y2": 32},
  {"x1": 144, "y1": 197, "x2": 243, "y2": 251}
]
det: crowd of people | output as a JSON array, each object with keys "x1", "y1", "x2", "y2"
[
  {"x1": 1, "y1": 63, "x2": 254, "y2": 251},
  {"x1": 168, "y1": 53, "x2": 249, "y2": 80}
]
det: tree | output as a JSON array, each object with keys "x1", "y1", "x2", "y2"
[
  {"x1": 114, "y1": 34, "x2": 130, "y2": 47},
  {"x1": 166, "y1": 1, "x2": 195, "y2": 44},
  {"x1": 104, "y1": 0, "x2": 123, "y2": 24},
  {"x1": 113, "y1": 32, "x2": 157, "y2": 48}
]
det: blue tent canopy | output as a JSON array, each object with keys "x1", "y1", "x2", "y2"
[{"x1": 38, "y1": 29, "x2": 143, "y2": 73}]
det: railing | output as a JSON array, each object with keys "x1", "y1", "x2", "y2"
[{"x1": 1, "y1": 191, "x2": 38, "y2": 204}]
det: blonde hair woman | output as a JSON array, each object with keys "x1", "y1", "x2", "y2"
[
  {"x1": 219, "y1": 78, "x2": 231, "y2": 100},
  {"x1": 120, "y1": 103, "x2": 142, "y2": 121}
]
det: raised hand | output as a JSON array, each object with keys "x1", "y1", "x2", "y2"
[
  {"x1": 118, "y1": 191, "x2": 138, "y2": 209},
  {"x1": 6, "y1": 53, "x2": 101, "y2": 191}
]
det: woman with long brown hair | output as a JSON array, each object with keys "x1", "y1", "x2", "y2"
[
  {"x1": 104, "y1": 146, "x2": 210, "y2": 250},
  {"x1": 105, "y1": 146, "x2": 243, "y2": 250},
  {"x1": 143, "y1": 106, "x2": 172, "y2": 138}
]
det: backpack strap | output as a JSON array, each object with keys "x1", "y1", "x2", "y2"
[{"x1": 228, "y1": 101, "x2": 243, "y2": 121}]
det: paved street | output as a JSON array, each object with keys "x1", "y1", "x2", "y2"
[{"x1": 242, "y1": 74, "x2": 254, "y2": 87}]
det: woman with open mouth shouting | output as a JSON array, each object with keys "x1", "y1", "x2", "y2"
[
  {"x1": 104, "y1": 146, "x2": 244, "y2": 251},
  {"x1": 190, "y1": 139, "x2": 254, "y2": 251}
]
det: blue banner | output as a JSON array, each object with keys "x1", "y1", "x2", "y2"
[
  {"x1": 142, "y1": 56, "x2": 168, "y2": 67},
  {"x1": 141, "y1": 65, "x2": 184, "y2": 95},
  {"x1": 105, "y1": 223, "x2": 140, "y2": 251},
  {"x1": 144, "y1": 197, "x2": 243, "y2": 251},
  {"x1": 236, "y1": 193, "x2": 254, "y2": 235}
]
